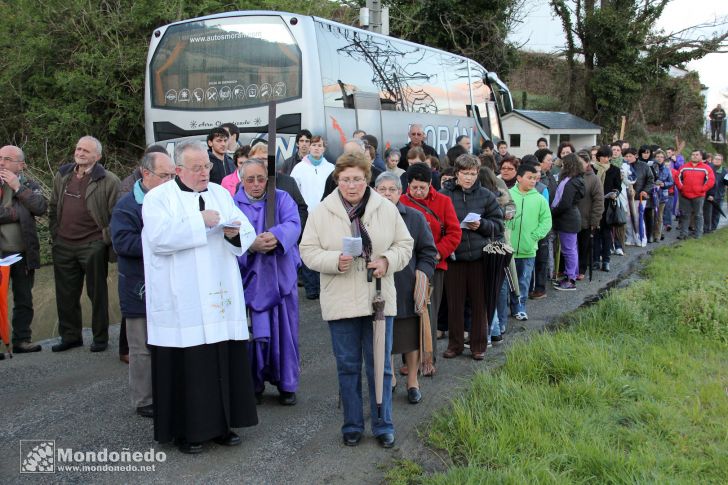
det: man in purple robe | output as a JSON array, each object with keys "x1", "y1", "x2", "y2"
[{"x1": 234, "y1": 158, "x2": 302, "y2": 405}]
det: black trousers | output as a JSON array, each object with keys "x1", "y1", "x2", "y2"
[
  {"x1": 532, "y1": 235, "x2": 550, "y2": 292},
  {"x1": 52, "y1": 240, "x2": 110, "y2": 344},
  {"x1": 592, "y1": 222, "x2": 613, "y2": 264},
  {"x1": 3, "y1": 252, "x2": 35, "y2": 345}
]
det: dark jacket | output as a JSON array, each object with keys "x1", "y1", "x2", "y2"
[
  {"x1": 398, "y1": 142, "x2": 437, "y2": 170},
  {"x1": 277, "y1": 174, "x2": 308, "y2": 234},
  {"x1": 628, "y1": 160, "x2": 655, "y2": 206},
  {"x1": 279, "y1": 152, "x2": 303, "y2": 176},
  {"x1": 49, "y1": 162, "x2": 121, "y2": 246},
  {"x1": 120, "y1": 167, "x2": 142, "y2": 196},
  {"x1": 577, "y1": 170, "x2": 605, "y2": 230},
  {"x1": 706, "y1": 164, "x2": 727, "y2": 202},
  {"x1": 394, "y1": 203, "x2": 437, "y2": 319},
  {"x1": 110, "y1": 186, "x2": 146, "y2": 318},
  {"x1": 0, "y1": 176, "x2": 47, "y2": 269},
  {"x1": 551, "y1": 175, "x2": 585, "y2": 233},
  {"x1": 208, "y1": 149, "x2": 235, "y2": 185},
  {"x1": 440, "y1": 180, "x2": 504, "y2": 261},
  {"x1": 542, "y1": 170, "x2": 558, "y2": 205},
  {"x1": 400, "y1": 170, "x2": 441, "y2": 192}
]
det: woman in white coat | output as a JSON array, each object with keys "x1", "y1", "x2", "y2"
[{"x1": 300, "y1": 152, "x2": 413, "y2": 449}]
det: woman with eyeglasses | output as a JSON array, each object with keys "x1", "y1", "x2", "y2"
[
  {"x1": 439, "y1": 154, "x2": 504, "y2": 360},
  {"x1": 221, "y1": 145, "x2": 252, "y2": 196},
  {"x1": 234, "y1": 158, "x2": 302, "y2": 406},
  {"x1": 300, "y1": 151, "x2": 413, "y2": 449}
]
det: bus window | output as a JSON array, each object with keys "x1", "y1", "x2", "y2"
[
  {"x1": 316, "y1": 22, "x2": 392, "y2": 109},
  {"x1": 397, "y1": 49, "x2": 447, "y2": 114},
  {"x1": 468, "y1": 62, "x2": 494, "y2": 141},
  {"x1": 442, "y1": 56, "x2": 470, "y2": 116},
  {"x1": 150, "y1": 16, "x2": 302, "y2": 110}
]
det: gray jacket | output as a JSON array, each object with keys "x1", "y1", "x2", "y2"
[{"x1": 394, "y1": 203, "x2": 437, "y2": 319}]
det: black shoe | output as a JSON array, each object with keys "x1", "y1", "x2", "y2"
[
  {"x1": 305, "y1": 294, "x2": 319, "y2": 300},
  {"x1": 255, "y1": 392, "x2": 263, "y2": 405},
  {"x1": 601, "y1": 262, "x2": 610, "y2": 272},
  {"x1": 376, "y1": 433, "x2": 395, "y2": 449},
  {"x1": 407, "y1": 387, "x2": 422, "y2": 404},
  {"x1": 90, "y1": 342, "x2": 108, "y2": 352},
  {"x1": 278, "y1": 391, "x2": 297, "y2": 406},
  {"x1": 175, "y1": 438, "x2": 203, "y2": 454},
  {"x1": 214, "y1": 431, "x2": 241, "y2": 446},
  {"x1": 51, "y1": 340, "x2": 83, "y2": 352},
  {"x1": 343, "y1": 431, "x2": 362, "y2": 447},
  {"x1": 13, "y1": 341, "x2": 42, "y2": 353},
  {"x1": 491, "y1": 335, "x2": 503, "y2": 344},
  {"x1": 136, "y1": 404, "x2": 154, "y2": 418}
]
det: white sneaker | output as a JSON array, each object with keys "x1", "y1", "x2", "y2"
[
  {"x1": 515, "y1": 312, "x2": 529, "y2": 321},
  {"x1": 615, "y1": 248, "x2": 625, "y2": 256}
]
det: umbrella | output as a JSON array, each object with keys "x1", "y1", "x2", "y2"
[
  {"x1": 588, "y1": 229, "x2": 594, "y2": 282},
  {"x1": 637, "y1": 194, "x2": 648, "y2": 247},
  {"x1": 368, "y1": 269, "x2": 386, "y2": 420},
  {"x1": 708, "y1": 198, "x2": 727, "y2": 220},
  {"x1": 553, "y1": 234, "x2": 561, "y2": 281},
  {"x1": 482, "y1": 239, "x2": 513, "y2": 336},
  {"x1": 413, "y1": 270, "x2": 434, "y2": 377},
  {"x1": 0, "y1": 266, "x2": 12, "y2": 359}
]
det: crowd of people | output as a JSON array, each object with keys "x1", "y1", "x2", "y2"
[{"x1": 2, "y1": 123, "x2": 726, "y2": 454}]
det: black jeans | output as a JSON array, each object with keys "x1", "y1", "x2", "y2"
[
  {"x1": 592, "y1": 222, "x2": 613, "y2": 264},
  {"x1": 3, "y1": 252, "x2": 35, "y2": 345},
  {"x1": 52, "y1": 240, "x2": 110, "y2": 344}
]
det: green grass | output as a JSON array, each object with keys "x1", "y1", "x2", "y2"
[{"x1": 393, "y1": 230, "x2": 728, "y2": 484}]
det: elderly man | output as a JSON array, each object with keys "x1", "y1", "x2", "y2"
[
  {"x1": 234, "y1": 158, "x2": 302, "y2": 405},
  {"x1": 398, "y1": 124, "x2": 437, "y2": 170},
  {"x1": 111, "y1": 151, "x2": 175, "y2": 418},
  {"x1": 142, "y1": 141, "x2": 258, "y2": 454},
  {"x1": 49, "y1": 136, "x2": 120, "y2": 353},
  {"x1": 0, "y1": 145, "x2": 47, "y2": 353}
]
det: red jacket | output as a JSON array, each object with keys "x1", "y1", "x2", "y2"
[
  {"x1": 400, "y1": 189, "x2": 462, "y2": 271},
  {"x1": 675, "y1": 161, "x2": 715, "y2": 199}
]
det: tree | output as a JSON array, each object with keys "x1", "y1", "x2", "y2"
[
  {"x1": 549, "y1": 0, "x2": 728, "y2": 139},
  {"x1": 387, "y1": 0, "x2": 525, "y2": 78}
]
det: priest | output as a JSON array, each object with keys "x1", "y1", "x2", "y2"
[
  {"x1": 234, "y1": 158, "x2": 302, "y2": 406},
  {"x1": 141, "y1": 141, "x2": 258, "y2": 454}
]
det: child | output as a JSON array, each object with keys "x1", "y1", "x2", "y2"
[{"x1": 507, "y1": 164, "x2": 552, "y2": 319}]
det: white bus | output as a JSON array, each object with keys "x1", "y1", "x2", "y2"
[{"x1": 145, "y1": 10, "x2": 513, "y2": 164}]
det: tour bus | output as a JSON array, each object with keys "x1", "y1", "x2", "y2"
[{"x1": 145, "y1": 11, "x2": 514, "y2": 165}]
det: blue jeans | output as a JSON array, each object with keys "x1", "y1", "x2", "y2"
[
  {"x1": 328, "y1": 316, "x2": 394, "y2": 437},
  {"x1": 511, "y1": 258, "x2": 535, "y2": 314},
  {"x1": 492, "y1": 278, "x2": 510, "y2": 337}
]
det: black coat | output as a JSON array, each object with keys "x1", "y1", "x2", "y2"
[
  {"x1": 440, "y1": 180, "x2": 504, "y2": 261},
  {"x1": 398, "y1": 142, "x2": 437, "y2": 170},
  {"x1": 208, "y1": 150, "x2": 235, "y2": 185},
  {"x1": 628, "y1": 160, "x2": 655, "y2": 206},
  {"x1": 551, "y1": 175, "x2": 585, "y2": 233},
  {"x1": 394, "y1": 203, "x2": 437, "y2": 319}
]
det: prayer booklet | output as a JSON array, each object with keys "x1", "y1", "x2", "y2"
[
  {"x1": 460, "y1": 212, "x2": 480, "y2": 228},
  {"x1": 342, "y1": 237, "x2": 363, "y2": 257}
]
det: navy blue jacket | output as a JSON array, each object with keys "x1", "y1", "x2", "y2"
[{"x1": 110, "y1": 188, "x2": 146, "y2": 318}]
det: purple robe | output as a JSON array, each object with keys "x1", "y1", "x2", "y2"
[{"x1": 235, "y1": 188, "x2": 302, "y2": 393}]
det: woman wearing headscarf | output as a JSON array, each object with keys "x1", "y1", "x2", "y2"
[
  {"x1": 375, "y1": 172, "x2": 437, "y2": 405},
  {"x1": 440, "y1": 154, "x2": 504, "y2": 360},
  {"x1": 300, "y1": 152, "x2": 413, "y2": 449}
]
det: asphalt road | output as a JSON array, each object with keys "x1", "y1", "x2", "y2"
[{"x1": 0, "y1": 228, "x2": 689, "y2": 483}]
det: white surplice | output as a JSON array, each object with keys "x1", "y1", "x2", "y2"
[{"x1": 142, "y1": 181, "x2": 255, "y2": 347}]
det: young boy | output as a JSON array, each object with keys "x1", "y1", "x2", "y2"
[
  {"x1": 507, "y1": 164, "x2": 552, "y2": 320},
  {"x1": 206, "y1": 126, "x2": 236, "y2": 185}
]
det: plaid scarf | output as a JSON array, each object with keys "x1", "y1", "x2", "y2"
[{"x1": 338, "y1": 186, "x2": 372, "y2": 261}]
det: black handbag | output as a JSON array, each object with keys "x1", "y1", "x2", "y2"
[{"x1": 605, "y1": 198, "x2": 627, "y2": 226}]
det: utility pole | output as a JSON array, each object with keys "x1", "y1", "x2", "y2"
[{"x1": 363, "y1": 0, "x2": 389, "y2": 35}]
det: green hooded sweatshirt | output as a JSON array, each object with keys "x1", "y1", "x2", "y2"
[{"x1": 507, "y1": 184, "x2": 552, "y2": 258}]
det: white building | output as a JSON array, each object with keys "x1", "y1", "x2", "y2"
[{"x1": 501, "y1": 109, "x2": 601, "y2": 157}]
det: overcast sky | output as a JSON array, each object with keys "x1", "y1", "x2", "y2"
[{"x1": 508, "y1": 0, "x2": 728, "y2": 114}]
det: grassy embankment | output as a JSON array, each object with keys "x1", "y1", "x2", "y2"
[{"x1": 388, "y1": 230, "x2": 728, "y2": 484}]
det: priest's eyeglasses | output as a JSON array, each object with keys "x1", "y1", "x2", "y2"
[
  {"x1": 182, "y1": 162, "x2": 213, "y2": 173},
  {"x1": 244, "y1": 176, "x2": 268, "y2": 184}
]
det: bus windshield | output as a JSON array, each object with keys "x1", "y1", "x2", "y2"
[{"x1": 149, "y1": 16, "x2": 302, "y2": 111}]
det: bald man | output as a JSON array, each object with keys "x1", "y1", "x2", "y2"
[{"x1": 0, "y1": 145, "x2": 48, "y2": 353}]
